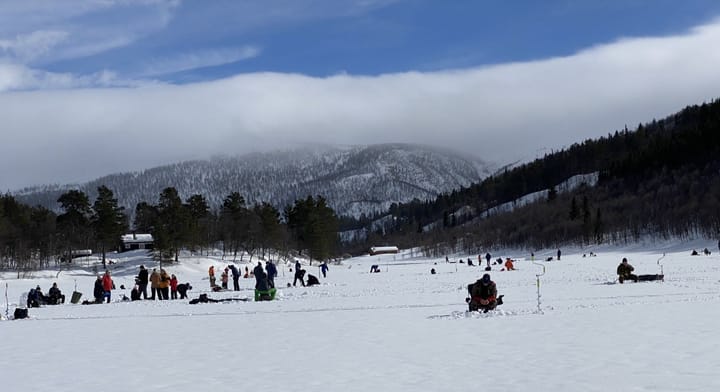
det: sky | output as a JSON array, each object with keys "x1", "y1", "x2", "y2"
[{"x1": 3, "y1": 0, "x2": 720, "y2": 190}]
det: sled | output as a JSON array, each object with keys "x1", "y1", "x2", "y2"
[
  {"x1": 254, "y1": 288, "x2": 277, "y2": 301},
  {"x1": 617, "y1": 274, "x2": 664, "y2": 283}
]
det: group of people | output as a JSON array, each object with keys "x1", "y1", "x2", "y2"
[
  {"x1": 132, "y1": 265, "x2": 186, "y2": 301},
  {"x1": 27, "y1": 283, "x2": 65, "y2": 307}
]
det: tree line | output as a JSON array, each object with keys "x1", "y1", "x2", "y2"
[{"x1": 0, "y1": 186, "x2": 339, "y2": 271}]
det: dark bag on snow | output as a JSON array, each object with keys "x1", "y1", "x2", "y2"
[{"x1": 14, "y1": 308, "x2": 28, "y2": 319}]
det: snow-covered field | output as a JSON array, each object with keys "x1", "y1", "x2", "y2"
[{"x1": 3, "y1": 240, "x2": 720, "y2": 391}]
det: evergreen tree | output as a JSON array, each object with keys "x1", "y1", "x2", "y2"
[
  {"x1": 92, "y1": 186, "x2": 128, "y2": 266},
  {"x1": 156, "y1": 187, "x2": 188, "y2": 262},
  {"x1": 286, "y1": 196, "x2": 339, "y2": 263},
  {"x1": 56, "y1": 190, "x2": 92, "y2": 260},
  {"x1": 220, "y1": 192, "x2": 247, "y2": 260},
  {"x1": 185, "y1": 194, "x2": 210, "y2": 254},
  {"x1": 569, "y1": 197, "x2": 579, "y2": 220}
]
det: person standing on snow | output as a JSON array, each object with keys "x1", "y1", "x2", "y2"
[
  {"x1": 208, "y1": 265, "x2": 216, "y2": 288},
  {"x1": 149, "y1": 268, "x2": 160, "y2": 300},
  {"x1": 293, "y1": 260, "x2": 305, "y2": 286},
  {"x1": 557, "y1": 249, "x2": 561, "y2": 261},
  {"x1": 170, "y1": 274, "x2": 178, "y2": 299},
  {"x1": 265, "y1": 261, "x2": 277, "y2": 288},
  {"x1": 221, "y1": 269, "x2": 229, "y2": 290},
  {"x1": 137, "y1": 265, "x2": 149, "y2": 300},
  {"x1": 158, "y1": 269, "x2": 171, "y2": 300},
  {"x1": 102, "y1": 270, "x2": 113, "y2": 303},
  {"x1": 229, "y1": 264, "x2": 240, "y2": 291},
  {"x1": 320, "y1": 261, "x2": 329, "y2": 278}
]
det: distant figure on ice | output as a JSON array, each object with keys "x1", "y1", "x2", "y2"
[
  {"x1": 467, "y1": 274, "x2": 498, "y2": 313},
  {"x1": 150, "y1": 268, "x2": 160, "y2": 300},
  {"x1": 158, "y1": 269, "x2": 171, "y2": 300},
  {"x1": 504, "y1": 258, "x2": 515, "y2": 271},
  {"x1": 691, "y1": 249, "x2": 699, "y2": 256},
  {"x1": 617, "y1": 258, "x2": 639, "y2": 283},
  {"x1": 229, "y1": 264, "x2": 240, "y2": 291},
  {"x1": 254, "y1": 263, "x2": 269, "y2": 289},
  {"x1": 467, "y1": 258, "x2": 474, "y2": 266},
  {"x1": 177, "y1": 283, "x2": 192, "y2": 299},
  {"x1": 293, "y1": 260, "x2": 306, "y2": 286},
  {"x1": 102, "y1": 270, "x2": 114, "y2": 303},
  {"x1": 557, "y1": 249, "x2": 561, "y2": 261},
  {"x1": 27, "y1": 286, "x2": 44, "y2": 307},
  {"x1": 130, "y1": 285, "x2": 141, "y2": 301},
  {"x1": 430, "y1": 268, "x2": 436, "y2": 274},
  {"x1": 170, "y1": 274, "x2": 178, "y2": 300},
  {"x1": 137, "y1": 265, "x2": 149, "y2": 300},
  {"x1": 370, "y1": 265, "x2": 381, "y2": 273},
  {"x1": 485, "y1": 253, "x2": 491, "y2": 265},
  {"x1": 208, "y1": 265, "x2": 216, "y2": 287},
  {"x1": 266, "y1": 261, "x2": 277, "y2": 288},
  {"x1": 48, "y1": 282, "x2": 65, "y2": 304},
  {"x1": 320, "y1": 261, "x2": 329, "y2": 278},
  {"x1": 221, "y1": 269, "x2": 229, "y2": 290},
  {"x1": 703, "y1": 248, "x2": 711, "y2": 256},
  {"x1": 306, "y1": 274, "x2": 320, "y2": 286},
  {"x1": 93, "y1": 275, "x2": 104, "y2": 303}
]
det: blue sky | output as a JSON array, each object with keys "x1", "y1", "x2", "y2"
[
  {"x1": 3, "y1": 1, "x2": 720, "y2": 190},
  {"x1": 4, "y1": 0, "x2": 720, "y2": 85}
]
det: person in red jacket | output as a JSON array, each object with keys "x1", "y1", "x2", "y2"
[
  {"x1": 102, "y1": 270, "x2": 114, "y2": 303},
  {"x1": 170, "y1": 274, "x2": 179, "y2": 300}
]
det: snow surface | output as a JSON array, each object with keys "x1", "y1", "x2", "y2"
[{"x1": 2, "y1": 240, "x2": 720, "y2": 391}]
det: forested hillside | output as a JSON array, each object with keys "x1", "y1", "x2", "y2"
[{"x1": 357, "y1": 99, "x2": 720, "y2": 254}]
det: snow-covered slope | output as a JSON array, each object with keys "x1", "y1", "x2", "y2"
[
  {"x1": 2, "y1": 239, "x2": 720, "y2": 391},
  {"x1": 14, "y1": 144, "x2": 492, "y2": 218}
]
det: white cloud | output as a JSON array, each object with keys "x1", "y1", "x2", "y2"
[
  {"x1": 141, "y1": 46, "x2": 262, "y2": 76},
  {"x1": 0, "y1": 30, "x2": 69, "y2": 62},
  {"x1": 2, "y1": 18, "x2": 720, "y2": 190},
  {"x1": 0, "y1": 0, "x2": 179, "y2": 64}
]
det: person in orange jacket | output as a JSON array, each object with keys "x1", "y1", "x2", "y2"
[
  {"x1": 208, "y1": 265, "x2": 216, "y2": 288},
  {"x1": 504, "y1": 258, "x2": 515, "y2": 271}
]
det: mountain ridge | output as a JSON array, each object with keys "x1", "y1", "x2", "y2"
[{"x1": 14, "y1": 143, "x2": 494, "y2": 219}]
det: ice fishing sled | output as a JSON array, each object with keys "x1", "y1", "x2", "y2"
[{"x1": 254, "y1": 288, "x2": 277, "y2": 301}]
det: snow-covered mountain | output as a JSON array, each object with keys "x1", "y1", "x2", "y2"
[{"x1": 14, "y1": 144, "x2": 493, "y2": 218}]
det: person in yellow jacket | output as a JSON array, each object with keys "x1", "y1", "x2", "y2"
[
  {"x1": 149, "y1": 268, "x2": 160, "y2": 300},
  {"x1": 158, "y1": 269, "x2": 171, "y2": 300}
]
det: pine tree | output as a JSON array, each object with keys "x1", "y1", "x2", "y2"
[
  {"x1": 92, "y1": 186, "x2": 127, "y2": 266},
  {"x1": 569, "y1": 197, "x2": 579, "y2": 220},
  {"x1": 156, "y1": 187, "x2": 188, "y2": 262},
  {"x1": 56, "y1": 190, "x2": 92, "y2": 261}
]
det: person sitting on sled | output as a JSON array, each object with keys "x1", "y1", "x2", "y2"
[
  {"x1": 617, "y1": 258, "x2": 639, "y2": 283},
  {"x1": 467, "y1": 274, "x2": 498, "y2": 312}
]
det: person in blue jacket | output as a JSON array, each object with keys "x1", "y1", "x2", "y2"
[
  {"x1": 320, "y1": 261, "x2": 329, "y2": 278},
  {"x1": 229, "y1": 264, "x2": 240, "y2": 291},
  {"x1": 265, "y1": 261, "x2": 277, "y2": 288}
]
